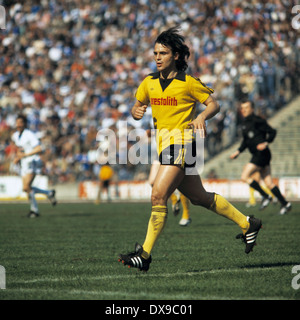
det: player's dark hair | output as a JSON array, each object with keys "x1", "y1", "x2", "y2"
[
  {"x1": 17, "y1": 114, "x2": 28, "y2": 127},
  {"x1": 240, "y1": 98, "x2": 255, "y2": 109},
  {"x1": 155, "y1": 27, "x2": 190, "y2": 72}
]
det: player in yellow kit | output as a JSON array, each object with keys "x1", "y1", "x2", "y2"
[
  {"x1": 118, "y1": 27, "x2": 262, "y2": 271},
  {"x1": 95, "y1": 164, "x2": 114, "y2": 203}
]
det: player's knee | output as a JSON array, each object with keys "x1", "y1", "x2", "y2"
[
  {"x1": 190, "y1": 192, "x2": 214, "y2": 208},
  {"x1": 23, "y1": 186, "x2": 31, "y2": 193},
  {"x1": 265, "y1": 181, "x2": 275, "y2": 189},
  {"x1": 151, "y1": 189, "x2": 167, "y2": 205},
  {"x1": 190, "y1": 198, "x2": 201, "y2": 206},
  {"x1": 241, "y1": 173, "x2": 249, "y2": 183}
]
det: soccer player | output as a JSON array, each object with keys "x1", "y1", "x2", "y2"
[
  {"x1": 12, "y1": 114, "x2": 56, "y2": 218},
  {"x1": 230, "y1": 99, "x2": 291, "y2": 215},
  {"x1": 95, "y1": 163, "x2": 114, "y2": 203},
  {"x1": 118, "y1": 27, "x2": 262, "y2": 272}
]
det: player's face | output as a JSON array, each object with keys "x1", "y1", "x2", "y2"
[
  {"x1": 153, "y1": 43, "x2": 179, "y2": 75},
  {"x1": 16, "y1": 118, "x2": 25, "y2": 132},
  {"x1": 240, "y1": 102, "x2": 254, "y2": 118}
]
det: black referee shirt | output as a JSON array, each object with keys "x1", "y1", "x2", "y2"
[{"x1": 238, "y1": 114, "x2": 277, "y2": 154}]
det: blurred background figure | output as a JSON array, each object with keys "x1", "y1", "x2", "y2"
[
  {"x1": 95, "y1": 163, "x2": 114, "y2": 204},
  {"x1": 11, "y1": 114, "x2": 56, "y2": 217}
]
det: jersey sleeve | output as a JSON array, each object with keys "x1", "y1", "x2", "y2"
[
  {"x1": 256, "y1": 117, "x2": 277, "y2": 143},
  {"x1": 188, "y1": 76, "x2": 214, "y2": 104},
  {"x1": 11, "y1": 132, "x2": 17, "y2": 143},
  {"x1": 28, "y1": 131, "x2": 40, "y2": 148},
  {"x1": 135, "y1": 77, "x2": 150, "y2": 105},
  {"x1": 238, "y1": 137, "x2": 247, "y2": 153}
]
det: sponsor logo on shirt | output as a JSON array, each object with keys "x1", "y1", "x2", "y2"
[{"x1": 150, "y1": 97, "x2": 178, "y2": 106}]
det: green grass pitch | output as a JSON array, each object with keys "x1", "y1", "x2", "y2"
[{"x1": 0, "y1": 201, "x2": 299, "y2": 300}]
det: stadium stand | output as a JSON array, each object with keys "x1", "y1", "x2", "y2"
[{"x1": 0, "y1": 0, "x2": 299, "y2": 185}]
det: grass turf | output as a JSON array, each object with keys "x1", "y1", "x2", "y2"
[{"x1": 0, "y1": 201, "x2": 299, "y2": 300}]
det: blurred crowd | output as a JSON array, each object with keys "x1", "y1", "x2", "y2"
[{"x1": 0, "y1": 0, "x2": 299, "y2": 184}]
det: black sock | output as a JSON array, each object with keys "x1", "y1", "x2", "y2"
[
  {"x1": 249, "y1": 180, "x2": 269, "y2": 198},
  {"x1": 271, "y1": 186, "x2": 288, "y2": 206}
]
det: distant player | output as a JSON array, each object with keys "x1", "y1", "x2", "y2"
[
  {"x1": 95, "y1": 164, "x2": 114, "y2": 203},
  {"x1": 230, "y1": 100, "x2": 291, "y2": 215},
  {"x1": 12, "y1": 114, "x2": 57, "y2": 218}
]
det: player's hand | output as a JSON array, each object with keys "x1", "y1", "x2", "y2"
[
  {"x1": 13, "y1": 155, "x2": 22, "y2": 164},
  {"x1": 16, "y1": 149, "x2": 25, "y2": 157},
  {"x1": 230, "y1": 150, "x2": 240, "y2": 159},
  {"x1": 13, "y1": 150, "x2": 25, "y2": 164},
  {"x1": 132, "y1": 105, "x2": 147, "y2": 120},
  {"x1": 188, "y1": 114, "x2": 207, "y2": 138},
  {"x1": 256, "y1": 142, "x2": 268, "y2": 151}
]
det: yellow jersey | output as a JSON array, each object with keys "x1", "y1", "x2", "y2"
[
  {"x1": 135, "y1": 71, "x2": 214, "y2": 154},
  {"x1": 99, "y1": 165, "x2": 114, "y2": 181}
]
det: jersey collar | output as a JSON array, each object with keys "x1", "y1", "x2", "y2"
[{"x1": 150, "y1": 71, "x2": 186, "y2": 82}]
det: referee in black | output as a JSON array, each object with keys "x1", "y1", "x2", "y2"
[{"x1": 230, "y1": 99, "x2": 291, "y2": 215}]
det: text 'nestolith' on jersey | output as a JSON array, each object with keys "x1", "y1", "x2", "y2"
[{"x1": 150, "y1": 97, "x2": 178, "y2": 106}]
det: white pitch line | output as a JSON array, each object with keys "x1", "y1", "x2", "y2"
[
  {"x1": 13, "y1": 265, "x2": 278, "y2": 285},
  {"x1": 2, "y1": 288, "x2": 289, "y2": 300}
]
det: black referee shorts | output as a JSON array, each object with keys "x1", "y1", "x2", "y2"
[{"x1": 250, "y1": 148, "x2": 271, "y2": 167}]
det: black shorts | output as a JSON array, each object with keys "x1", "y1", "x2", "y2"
[
  {"x1": 250, "y1": 148, "x2": 271, "y2": 167},
  {"x1": 159, "y1": 141, "x2": 197, "y2": 169},
  {"x1": 102, "y1": 180, "x2": 110, "y2": 188}
]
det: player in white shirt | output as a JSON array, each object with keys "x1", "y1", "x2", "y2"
[{"x1": 11, "y1": 114, "x2": 57, "y2": 218}]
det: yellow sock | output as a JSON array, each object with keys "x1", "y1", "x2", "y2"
[
  {"x1": 261, "y1": 185, "x2": 273, "y2": 198},
  {"x1": 210, "y1": 194, "x2": 250, "y2": 234},
  {"x1": 142, "y1": 205, "x2": 168, "y2": 259},
  {"x1": 180, "y1": 194, "x2": 190, "y2": 220},
  {"x1": 170, "y1": 192, "x2": 178, "y2": 205},
  {"x1": 249, "y1": 187, "x2": 256, "y2": 205}
]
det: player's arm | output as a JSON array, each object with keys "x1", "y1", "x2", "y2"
[
  {"x1": 131, "y1": 100, "x2": 148, "y2": 120},
  {"x1": 188, "y1": 95, "x2": 220, "y2": 137},
  {"x1": 11, "y1": 140, "x2": 21, "y2": 165},
  {"x1": 230, "y1": 138, "x2": 247, "y2": 159},
  {"x1": 256, "y1": 118, "x2": 277, "y2": 151},
  {"x1": 23, "y1": 145, "x2": 43, "y2": 157},
  {"x1": 13, "y1": 145, "x2": 43, "y2": 164}
]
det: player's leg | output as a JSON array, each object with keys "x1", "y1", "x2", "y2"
[
  {"x1": 142, "y1": 164, "x2": 185, "y2": 258},
  {"x1": 170, "y1": 191, "x2": 181, "y2": 216},
  {"x1": 178, "y1": 174, "x2": 250, "y2": 234},
  {"x1": 247, "y1": 186, "x2": 256, "y2": 207},
  {"x1": 148, "y1": 160, "x2": 160, "y2": 187},
  {"x1": 30, "y1": 160, "x2": 57, "y2": 206},
  {"x1": 241, "y1": 163, "x2": 271, "y2": 209},
  {"x1": 22, "y1": 173, "x2": 39, "y2": 217},
  {"x1": 95, "y1": 181, "x2": 101, "y2": 204},
  {"x1": 261, "y1": 165, "x2": 291, "y2": 214},
  {"x1": 118, "y1": 164, "x2": 185, "y2": 270},
  {"x1": 178, "y1": 174, "x2": 262, "y2": 253},
  {"x1": 241, "y1": 163, "x2": 269, "y2": 197},
  {"x1": 30, "y1": 186, "x2": 56, "y2": 205},
  {"x1": 247, "y1": 172, "x2": 260, "y2": 207},
  {"x1": 178, "y1": 193, "x2": 191, "y2": 226}
]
